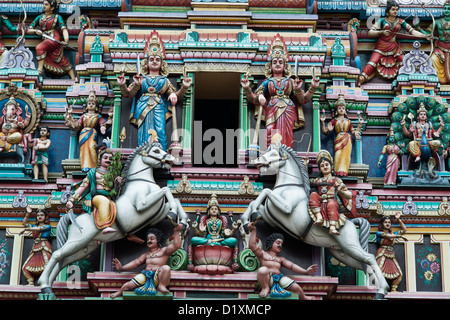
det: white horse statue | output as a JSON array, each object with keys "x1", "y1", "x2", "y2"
[
  {"x1": 38, "y1": 141, "x2": 188, "y2": 295},
  {"x1": 241, "y1": 141, "x2": 390, "y2": 299}
]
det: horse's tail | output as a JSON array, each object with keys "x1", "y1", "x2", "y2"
[
  {"x1": 56, "y1": 214, "x2": 71, "y2": 249},
  {"x1": 351, "y1": 217, "x2": 370, "y2": 252}
]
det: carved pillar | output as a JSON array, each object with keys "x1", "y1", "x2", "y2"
[
  {"x1": 181, "y1": 72, "x2": 194, "y2": 164},
  {"x1": 6, "y1": 228, "x2": 26, "y2": 285}
]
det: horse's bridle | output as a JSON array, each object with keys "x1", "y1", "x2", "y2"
[{"x1": 126, "y1": 149, "x2": 171, "y2": 184}]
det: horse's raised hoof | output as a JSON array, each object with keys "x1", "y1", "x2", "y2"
[
  {"x1": 41, "y1": 287, "x2": 53, "y2": 295},
  {"x1": 374, "y1": 293, "x2": 386, "y2": 300},
  {"x1": 250, "y1": 211, "x2": 262, "y2": 223},
  {"x1": 167, "y1": 212, "x2": 177, "y2": 225}
]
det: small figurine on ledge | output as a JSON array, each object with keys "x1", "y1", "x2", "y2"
[
  {"x1": 376, "y1": 212, "x2": 408, "y2": 292},
  {"x1": 241, "y1": 33, "x2": 320, "y2": 148},
  {"x1": 64, "y1": 90, "x2": 113, "y2": 172},
  {"x1": 358, "y1": 0, "x2": 431, "y2": 85},
  {"x1": 19, "y1": 205, "x2": 52, "y2": 286},
  {"x1": 248, "y1": 222, "x2": 318, "y2": 300},
  {"x1": 377, "y1": 128, "x2": 403, "y2": 186},
  {"x1": 110, "y1": 224, "x2": 183, "y2": 298},
  {"x1": 65, "y1": 146, "x2": 121, "y2": 235},
  {"x1": 30, "y1": 125, "x2": 51, "y2": 182},
  {"x1": 320, "y1": 93, "x2": 363, "y2": 176}
]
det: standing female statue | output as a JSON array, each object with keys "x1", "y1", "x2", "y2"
[
  {"x1": 64, "y1": 90, "x2": 113, "y2": 172},
  {"x1": 241, "y1": 33, "x2": 320, "y2": 148},
  {"x1": 118, "y1": 30, "x2": 191, "y2": 149},
  {"x1": 320, "y1": 93, "x2": 363, "y2": 176}
]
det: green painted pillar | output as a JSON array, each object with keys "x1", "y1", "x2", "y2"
[
  {"x1": 181, "y1": 72, "x2": 194, "y2": 152},
  {"x1": 110, "y1": 94, "x2": 122, "y2": 148}
]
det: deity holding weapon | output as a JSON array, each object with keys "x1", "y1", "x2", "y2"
[
  {"x1": 26, "y1": 0, "x2": 75, "y2": 79},
  {"x1": 118, "y1": 30, "x2": 191, "y2": 149},
  {"x1": 358, "y1": 0, "x2": 431, "y2": 85},
  {"x1": 241, "y1": 33, "x2": 319, "y2": 148},
  {"x1": 64, "y1": 90, "x2": 113, "y2": 172}
]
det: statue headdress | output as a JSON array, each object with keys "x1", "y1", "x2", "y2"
[
  {"x1": 3, "y1": 96, "x2": 23, "y2": 115},
  {"x1": 86, "y1": 89, "x2": 99, "y2": 109},
  {"x1": 144, "y1": 30, "x2": 166, "y2": 59},
  {"x1": 265, "y1": 34, "x2": 291, "y2": 77},
  {"x1": 5, "y1": 96, "x2": 20, "y2": 108},
  {"x1": 335, "y1": 93, "x2": 346, "y2": 108},
  {"x1": 316, "y1": 149, "x2": 333, "y2": 166},
  {"x1": 417, "y1": 102, "x2": 427, "y2": 115},
  {"x1": 268, "y1": 33, "x2": 289, "y2": 62},
  {"x1": 142, "y1": 30, "x2": 169, "y2": 76},
  {"x1": 207, "y1": 193, "x2": 220, "y2": 210}
]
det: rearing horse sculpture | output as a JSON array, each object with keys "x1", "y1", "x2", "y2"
[
  {"x1": 241, "y1": 141, "x2": 389, "y2": 299},
  {"x1": 38, "y1": 141, "x2": 188, "y2": 295}
]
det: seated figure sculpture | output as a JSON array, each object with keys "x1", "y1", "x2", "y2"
[
  {"x1": 0, "y1": 96, "x2": 31, "y2": 162},
  {"x1": 188, "y1": 193, "x2": 240, "y2": 274},
  {"x1": 401, "y1": 103, "x2": 445, "y2": 169}
]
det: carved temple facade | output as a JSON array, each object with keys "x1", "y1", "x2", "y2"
[{"x1": 0, "y1": 0, "x2": 448, "y2": 300}]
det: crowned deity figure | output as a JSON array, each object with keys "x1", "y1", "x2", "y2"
[
  {"x1": 320, "y1": 93, "x2": 363, "y2": 176},
  {"x1": 191, "y1": 193, "x2": 239, "y2": 248},
  {"x1": 358, "y1": 0, "x2": 431, "y2": 85},
  {"x1": 241, "y1": 33, "x2": 320, "y2": 148},
  {"x1": 0, "y1": 96, "x2": 31, "y2": 153},
  {"x1": 64, "y1": 90, "x2": 113, "y2": 172},
  {"x1": 118, "y1": 30, "x2": 192, "y2": 149},
  {"x1": 378, "y1": 128, "x2": 403, "y2": 186},
  {"x1": 401, "y1": 103, "x2": 445, "y2": 167}
]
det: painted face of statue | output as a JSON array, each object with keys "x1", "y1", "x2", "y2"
[
  {"x1": 388, "y1": 5, "x2": 399, "y2": 18},
  {"x1": 209, "y1": 205, "x2": 219, "y2": 217},
  {"x1": 336, "y1": 104, "x2": 346, "y2": 116},
  {"x1": 36, "y1": 211, "x2": 46, "y2": 224},
  {"x1": 100, "y1": 152, "x2": 112, "y2": 169},
  {"x1": 40, "y1": 127, "x2": 49, "y2": 138},
  {"x1": 5, "y1": 103, "x2": 18, "y2": 118},
  {"x1": 146, "y1": 233, "x2": 159, "y2": 249},
  {"x1": 42, "y1": 0, "x2": 54, "y2": 14},
  {"x1": 148, "y1": 55, "x2": 162, "y2": 73},
  {"x1": 417, "y1": 111, "x2": 428, "y2": 122},
  {"x1": 382, "y1": 217, "x2": 392, "y2": 231},
  {"x1": 388, "y1": 134, "x2": 396, "y2": 143},
  {"x1": 271, "y1": 58, "x2": 285, "y2": 76},
  {"x1": 86, "y1": 100, "x2": 97, "y2": 113},
  {"x1": 319, "y1": 159, "x2": 332, "y2": 176}
]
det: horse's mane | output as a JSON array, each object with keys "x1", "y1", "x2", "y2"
[
  {"x1": 121, "y1": 140, "x2": 163, "y2": 178},
  {"x1": 118, "y1": 140, "x2": 163, "y2": 194},
  {"x1": 270, "y1": 144, "x2": 311, "y2": 196}
]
